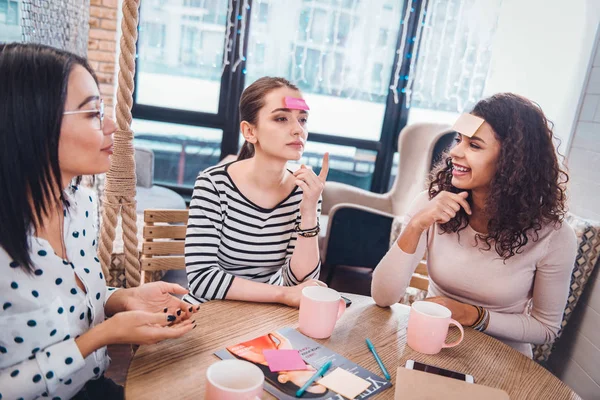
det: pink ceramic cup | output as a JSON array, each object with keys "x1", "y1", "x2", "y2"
[
  {"x1": 299, "y1": 286, "x2": 346, "y2": 339},
  {"x1": 205, "y1": 360, "x2": 264, "y2": 400},
  {"x1": 407, "y1": 301, "x2": 464, "y2": 355}
]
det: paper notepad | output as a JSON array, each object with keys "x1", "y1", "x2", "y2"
[
  {"x1": 395, "y1": 367, "x2": 510, "y2": 400},
  {"x1": 317, "y1": 368, "x2": 371, "y2": 399},
  {"x1": 263, "y1": 350, "x2": 307, "y2": 372}
]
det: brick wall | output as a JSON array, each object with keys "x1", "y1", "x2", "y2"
[{"x1": 88, "y1": 0, "x2": 119, "y2": 118}]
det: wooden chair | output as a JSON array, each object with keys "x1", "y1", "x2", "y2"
[{"x1": 140, "y1": 209, "x2": 189, "y2": 285}]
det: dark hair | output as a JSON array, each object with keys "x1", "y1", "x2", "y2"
[
  {"x1": 237, "y1": 76, "x2": 300, "y2": 160},
  {"x1": 429, "y1": 93, "x2": 568, "y2": 260},
  {"x1": 0, "y1": 43, "x2": 97, "y2": 272}
]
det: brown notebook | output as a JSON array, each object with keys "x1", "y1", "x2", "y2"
[{"x1": 394, "y1": 367, "x2": 510, "y2": 399}]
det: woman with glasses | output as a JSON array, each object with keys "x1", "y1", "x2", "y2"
[{"x1": 0, "y1": 43, "x2": 197, "y2": 400}]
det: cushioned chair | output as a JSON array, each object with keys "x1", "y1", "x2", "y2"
[
  {"x1": 320, "y1": 123, "x2": 454, "y2": 285},
  {"x1": 533, "y1": 214, "x2": 600, "y2": 363}
]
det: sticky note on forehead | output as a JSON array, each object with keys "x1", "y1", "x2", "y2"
[
  {"x1": 284, "y1": 96, "x2": 310, "y2": 111},
  {"x1": 452, "y1": 113, "x2": 484, "y2": 137}
]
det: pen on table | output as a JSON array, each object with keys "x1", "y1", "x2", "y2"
[
  {"x1": 296, "y1": 360, "x2": 333, "y2": 397},
  {"x1": 366, "y1": 338, "x2": 391, "y2": 381}
]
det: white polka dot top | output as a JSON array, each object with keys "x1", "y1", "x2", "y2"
[{"x1": 0, "y1": 186, "x2": 118, "y2": 400}]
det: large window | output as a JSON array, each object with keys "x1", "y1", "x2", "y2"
[
  {"x1": 136, "y1": 0, "x2": 229, "y2": 113},
  {"x1": 245, "y1": 0, "x2": 402, "y2": 140},
  {"x1": 0, "y1": 0, "x2": 21, "y2": 42},
  {"x1": 132, "y1": 0, "x2": 500, "y2": 195},
  {"x1": 132, "y1": 119, "x2": 223, "y2": 187},
  {"x1": 242, "y1": 0, "x2": 403, "y2": 189}
]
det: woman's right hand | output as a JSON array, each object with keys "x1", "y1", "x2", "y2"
[
  {"x1": 280, "y1": 280, "x2": 327, "y2": 308},
  {"x1": 76, "y1": 310, "x2": 195, "y2": 358},
  {"x1": 410, "y1": 191, "x2": 471, "y2": 232},
  {"x1": 103, "y1": 310, "x2": 195, "y2": 345}
]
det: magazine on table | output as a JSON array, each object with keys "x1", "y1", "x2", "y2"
[{"x1": 214, "y1": 327, "x2": 391, "y2": 399}]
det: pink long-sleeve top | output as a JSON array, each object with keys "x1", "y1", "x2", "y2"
[{"x1": 372, "y1": 191, "x2": 577, "y2": 357}]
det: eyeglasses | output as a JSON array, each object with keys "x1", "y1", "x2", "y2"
[{"x1": 63, "y1": 99, "x2": 104, "y2": 130}]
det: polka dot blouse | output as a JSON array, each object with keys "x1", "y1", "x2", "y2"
[{"x1": 0, "y1": 186, "x2": 118, "y2": 400}]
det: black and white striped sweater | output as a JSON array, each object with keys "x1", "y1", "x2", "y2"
[{"x1": 184, "y1": 162, "x2": 321, "y2": 303}]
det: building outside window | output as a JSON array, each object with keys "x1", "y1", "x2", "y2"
[{"x1": 132, "y1": 0, "x2": 501, "y2": 193}]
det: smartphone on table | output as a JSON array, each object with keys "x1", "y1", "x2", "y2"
[{"x1": 405, "y1": 360, "x2": 474, "y2": 383}]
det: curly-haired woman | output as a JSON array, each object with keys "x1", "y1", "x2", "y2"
[{"x1": 371, "y1": 93, "x2": 577, "y2": 357}]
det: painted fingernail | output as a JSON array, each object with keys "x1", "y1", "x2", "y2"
[
  {"x1": 177, "y1": 309, "x2": 181, "y2": 316},
  {"x1": 163, "y1": 307, "x2": 168, "y2": 313},
  {"x1": 167, "y1": 315, "x2": 176, "y2": 322},
  {"x1": 188, "y1": 307, "x2": 193, "y2": 312}
]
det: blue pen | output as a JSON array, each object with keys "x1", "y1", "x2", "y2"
[
  {"x1": 296, "y1": 360, "x2": 333, "y2": 397},
  {"x1": 366, "y1": 338, "x2": 391, "y2": 381}
]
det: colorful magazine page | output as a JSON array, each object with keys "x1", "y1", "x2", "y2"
[{"x1": 214, "y1": 327, "x2": 391, "y2": 400}]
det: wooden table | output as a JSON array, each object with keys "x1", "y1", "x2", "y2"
[{"x1": 125, "y1": 294, "x2": 580, "y2": 399}]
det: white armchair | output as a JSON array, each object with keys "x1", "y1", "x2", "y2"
[{"x1": 320, "y1": 123, "x2": 455, "y2": 284}]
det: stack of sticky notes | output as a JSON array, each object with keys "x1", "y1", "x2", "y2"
[
  {"x1": 262, "y1": 350, "x2": 373, "y2": 399},
  {"x1": 317, "y1": 368, "x2": 372, "y2": 399},
  {"x1": 263, "y1": 349, "x2": 308, "y2": 372}
]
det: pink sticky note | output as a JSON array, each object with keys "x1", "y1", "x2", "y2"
[
  {"x1": 284, "y1": 96, "x2": 310, "y2": 111},
  {"x1": 263, "y1": 350, "x2": 308, "y2": 372}
]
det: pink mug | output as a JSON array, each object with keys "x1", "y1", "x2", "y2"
[
  {"x1": 299, "y1": 286, "x2": 346, "y2": 339},
  {"x1": 407, "y1": 301, "x2": 464, "y2": 355},
  {"x1": 205, "y1": 360, "x2": 264, "y2": 400}
]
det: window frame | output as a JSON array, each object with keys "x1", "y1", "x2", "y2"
[{"x1": 131, "y1": 0, "x2": 425, "y2": 197}]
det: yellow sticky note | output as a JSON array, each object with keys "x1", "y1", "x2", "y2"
[
  {"x1": 452, "y1": 113, "x2": 485, "y2": 137},
  {"x1": 317, "y1": 368, "x2": 371, "y2": 399}
]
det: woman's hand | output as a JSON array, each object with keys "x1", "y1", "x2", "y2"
[
  {"x1": 76, "y1": 311, "x2": 195, "y2": 358},
  {"x1": 123, "y1": 282, "x2": 199, "y2": 322},
  {"x1": 105, "y1": 310, "x2": 194, "y2": 345},
  {"x1": 294, "y1": 153, "x2": 329, "y2": 216},
  {"x1": 410, "y1": 191, "x2": 472, "y2": 232},
  {"x1": 280, "y1": 280, "x2": 327, "y2": 308},
  {"x1": 424, "y1": 296, "x2": 479, "y2": 326}
]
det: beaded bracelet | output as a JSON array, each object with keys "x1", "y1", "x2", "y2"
[{"x1": 294, "y1": 222, "x2": 320, "y2": 238}]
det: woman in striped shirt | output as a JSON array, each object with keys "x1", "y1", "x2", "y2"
[{"x1": 185, "y1": 77, "x2": 328, "y2": 306}]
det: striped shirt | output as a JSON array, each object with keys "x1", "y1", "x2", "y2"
[{"x1": 184, "y1": 162, "x2": 322, "y2": 303}]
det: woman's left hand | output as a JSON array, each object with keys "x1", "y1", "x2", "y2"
[
  {"x1": 294, "y1": 152, "x2": 329, "y2": 214},
  {"x1": 424, "y1": 296, "x2": 479, "y2": 326},
  {"x1": 124, "y1": 282, "x2": 199, "y2": 322}
]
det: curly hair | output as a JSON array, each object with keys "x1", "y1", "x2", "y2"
[{"x1": 428, "y1": 93, "x2": 568, "y2": 260}]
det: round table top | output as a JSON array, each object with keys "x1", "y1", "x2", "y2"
[{"x1": 125, "y1": 294, "x2": 580, "y2": 399}]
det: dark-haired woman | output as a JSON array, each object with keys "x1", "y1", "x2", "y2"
[
  {"x1": 0, "y1": 43, "x2": 196, "y2": 400},
  {"x1": 371, "y1": 93, "x2": 577, "y2": 357},
  {"x1": 185, "y1": 77, "x2": 328, "y2": 306}
]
